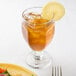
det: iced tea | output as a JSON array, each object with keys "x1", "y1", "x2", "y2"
[{"x1": 22, "y1": 13, "x2": 55, "y2": 51}]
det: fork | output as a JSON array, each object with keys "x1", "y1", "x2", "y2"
[{"x1": 52, "y1": 66, "x2": 62, "y2": 76}]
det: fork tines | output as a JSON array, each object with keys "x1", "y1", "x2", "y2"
[{"x1": 52, "y1": 66, "x2": 62, "y2": 76}]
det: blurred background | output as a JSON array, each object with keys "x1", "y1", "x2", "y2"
[{"x1": 0, "y1": 0, "x2": 76, "y2": 76}]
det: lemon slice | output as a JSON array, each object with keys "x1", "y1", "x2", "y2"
[{"x1": 42, "y1": 1, "x2": 65, "y2": 21}]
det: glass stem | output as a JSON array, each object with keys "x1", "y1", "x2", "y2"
[{"x1": 33, "y1": 51, "x2": 44, "y2": 61}]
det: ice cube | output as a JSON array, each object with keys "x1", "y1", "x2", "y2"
[{"x1": 24, "y1": 12, "x2": 41, "y2": 21}]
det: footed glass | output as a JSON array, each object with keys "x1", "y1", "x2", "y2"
[{"x1": 22, "y1": 7, "x2": 55, "y2": 69}]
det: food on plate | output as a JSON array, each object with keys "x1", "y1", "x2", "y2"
[{"x1": 0, "y1": 63, "x2": 37, "y2": 76}]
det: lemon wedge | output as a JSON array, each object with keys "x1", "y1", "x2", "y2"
[{"x1": 42, "y1": 1, "x2": 65, "y2": 21}]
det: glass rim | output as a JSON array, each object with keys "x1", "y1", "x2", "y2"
[{"x1": 22, "y1": 7, "x2": 54, "y2": 25}]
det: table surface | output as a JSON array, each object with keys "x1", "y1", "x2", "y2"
[{"x1": 0, "y1": 0, "x2": 76, "y2": 76}]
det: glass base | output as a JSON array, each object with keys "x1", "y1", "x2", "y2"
[{"x1": 26, "y1": 51, "x2": 53, "y2": 69}]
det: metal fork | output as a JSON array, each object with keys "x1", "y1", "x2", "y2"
[{"x1": 52, "y1": 66, "x2": 62, "y2": 76}]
